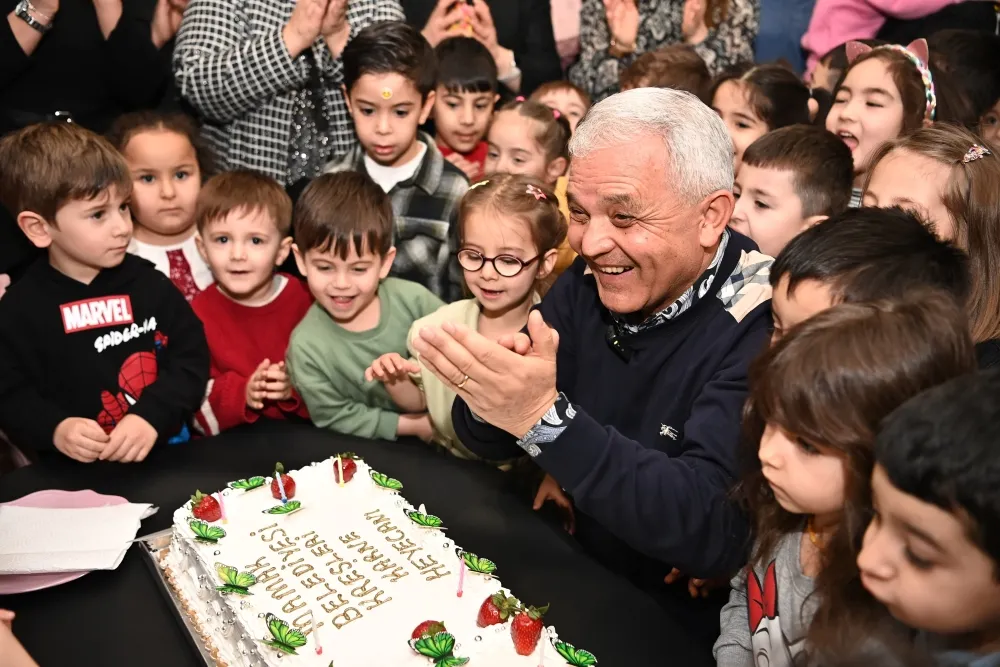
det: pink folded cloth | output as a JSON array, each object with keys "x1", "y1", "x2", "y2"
[{"x1": 802, "y1": 0, "x2": 963, "y2": 74}]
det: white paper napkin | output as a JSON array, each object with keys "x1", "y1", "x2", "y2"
[{"x1": 0, "y1": 503, "x2": 156, "y2": 574}]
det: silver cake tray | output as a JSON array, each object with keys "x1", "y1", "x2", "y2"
[{"x1": 138, "y1": 529, "x2": 217, "y2": 667}]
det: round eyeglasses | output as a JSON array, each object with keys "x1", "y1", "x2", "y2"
[{"x1": 457, "y1": 249, "x2": 540, "y2": 278}]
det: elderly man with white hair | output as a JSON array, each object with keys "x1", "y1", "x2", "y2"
[{"x1": 412, "y1": 87, "x2": 771, "y2": 640}]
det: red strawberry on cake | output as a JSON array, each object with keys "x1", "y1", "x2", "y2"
[
  {"x1": 270, "y1": 462, "x2": 296, "y2": 500},
  {"x1": 411, "y1": 620, "x2": 446, "y2": 639},
  {"x1": 510, "y1": 604, "x2": 548, "y2": 656},
  {"x1": 333, "y1": 453, "x2": 358, "y2": 483},
  {"x1": 191, "y1": 490, "x2": 221, "y2": 522},
  {"x1": 477, "y1": 592, "x2": 519, "y2": 627}
]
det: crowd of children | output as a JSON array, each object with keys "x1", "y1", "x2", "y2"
[{"x1": 1, "y1": 11, "x2": 1000, "y2": 667}]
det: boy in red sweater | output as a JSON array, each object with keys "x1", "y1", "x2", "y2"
[{"x1": 191, "y1": 171, "x2": 313, "y2": 434}]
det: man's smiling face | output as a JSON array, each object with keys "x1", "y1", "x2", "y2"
[{"x1": 566, "y1": 136, "x2": 723, "y2": 318}]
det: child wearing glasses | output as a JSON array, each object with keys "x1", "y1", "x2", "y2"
[{"x1": 364, "y1": 174, "x2": 566, "y2": 457}]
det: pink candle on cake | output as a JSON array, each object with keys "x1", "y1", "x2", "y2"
[
  {"x1": 336, "y1": 455, "x2": 345, "y2": 488},
  {"x1": 215, "y1": 492, "x2": 227, "y2": 524},
  {"x1": 457, "y1": 558, "x2": 466, "y2": 597},
  {"x1": 311, "y1": 610, "x2": 323, "y2": 655}
]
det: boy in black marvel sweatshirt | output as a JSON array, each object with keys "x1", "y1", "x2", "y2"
[{"x1": 0, "y1": 123, "x2": 209, "y2": 463}]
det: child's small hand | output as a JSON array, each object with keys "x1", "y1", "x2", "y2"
[
  {"x1": 101, "y1": 414, "x2": 158, "y2": 463},
  {"x1": 663, "y1": 568, "x2": 729, "y2": 598},
  {"x1": 53, "y1": 417, "x2": 110, "y2": 463},
  {"x1": 533, "y1": 473, "x2": 575, "y2": 534},
  {"x1": 444, "y1": 152, "x2": 482, "y2": 182},
  {"x1": 246, "y1": 359, "x2": 271, "y2": 410},
  {"x1": 365, "y1": 353, "x2": 420, "y2": 384},
  {"x1": 398, "y1": 413, "x2": 436, "y2": 443},
  {"x1": 263, "y1": 361, "x2": 293, "y2": 402},
  {"x1": 412, "y1": 413, "x2": 435, "y2": 443},
  {"x1": 0, "y1": 609, "x2": 15, "y2": 629},
  {"x1": 0, "y1": 274, "x2": 10, "y2": 300}
]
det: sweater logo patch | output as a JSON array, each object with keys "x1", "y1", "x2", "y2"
[
  {"x1": 60, "y1": 296, "x2": 133, "y2": 333},
  {"x1": 659, "y1": 424, "x2": 679, "y2": 440}
]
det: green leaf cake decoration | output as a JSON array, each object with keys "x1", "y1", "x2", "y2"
[
  {"x1": 215, "y1": 563, "x2": 256, "y2": 595},
  {"x1": 261, "y1": 613, "x2": 308, "y2": 655},
  {"x1": 406, "y1": 510, "x2": 445, "y2": 529},
  {"x1": 263, "y1": 500, "x2": 302, "y2": 515},
  {"x1": 369, "y1": 470, "x2": 403, "y2": 491},
  {"x1": 460, "y1": 551, "x2": 497, "y2": 576},
  {"x1": 554, "y1": 641, "x2": 599, "y2": 666},
  {"x1": 408, "y1": 631, "x2": 469, "y2": 666},
  {"x1": 228, "y1": 476, "x2": 266, "y2": 491},
  {"x1": 189, "y1": 520, "x2": 226, "y2": 543}
]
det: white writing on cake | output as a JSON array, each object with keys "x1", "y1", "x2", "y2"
[
  {"x1": 243, "y1": 513, "x2": 451, "y2": 635},
  {"x1": 60, "y1": 296, "x2": 134, "y2": 333},
  {"x1": 93, "y1": 317, "x2": 157, "y2": 353}
]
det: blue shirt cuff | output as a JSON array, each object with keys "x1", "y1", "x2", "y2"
[{"x1": 515, "y1": 392, "x2": 575, "y2": 457}]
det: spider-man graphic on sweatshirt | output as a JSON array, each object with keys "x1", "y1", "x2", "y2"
[{"x1": 0, "y1": 254, "x2": 209, "y2": 456}]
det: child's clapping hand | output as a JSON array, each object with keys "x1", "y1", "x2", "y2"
[
  {"x1": 246, "y1": 360, "x2": 293, "y2": 409},
  {"x1": 365, "y1": 353, "x2": 420, "y2": 384},
  {"x1": 533, "y1": 473, "x2": 575, "y2": 534},
  {"x1": 53, "y1": 417, "x2": 110, "y2": 463},
  {"x1": 444, "y1": 153, "x2": 482, "y2": 182},
  {"x1": 101, "y1": 414, "x2": 158, "y2": 463}
]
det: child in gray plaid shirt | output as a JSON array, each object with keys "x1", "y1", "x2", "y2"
[{"x1": 324, "y1": 21, "x2": 468, "y2": 303}]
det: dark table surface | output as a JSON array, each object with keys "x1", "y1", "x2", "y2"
[{"x1": 0, "y1": 422, "x2": 715, "y2": 666}]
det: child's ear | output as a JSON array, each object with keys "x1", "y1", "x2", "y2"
[
  {"x1": 378, "y1": 246, "x2": 397, "y2": 279},
  {"x1": 194, "y1": 233, "x2": 209, "y2": 263},
  {"x1": 493, "y1": 93, "x2": 501, "y2": 106},
  {"x1": 545, "y1": 157, "x2": 568, "y2": 183},
  {"x1": 275, "y1": 236, "x2": 293, "y2": 267},
  {"x1": 17, "y1": 211, "x2": 54, "y2": 249},
  {"x1": 802, "y1": 214, "x2": 827, "y2": 230},
  {"x1": 418, "y1": 91, "x2": 437, "y2": 125},
  {"x1": 342, "y1": 85, "x2": 353, "y2": 115},
  {"x1": 292, "y1": 243, "x2": 308, "y2": 276},
  {"x1": 537, "y1": 247, "x2": 559, "y2": 280},
  {"x1": 807, "y1": 97, "x2": 819, "y2": 122}
]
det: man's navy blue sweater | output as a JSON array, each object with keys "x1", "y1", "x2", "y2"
[{"x1": 453, "y1": 232, "x2": 773, "y2": 582}]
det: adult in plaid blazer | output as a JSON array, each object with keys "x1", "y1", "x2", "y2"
[{"x1": 174, "y1": 0, "x2": 403, "y2": 185}]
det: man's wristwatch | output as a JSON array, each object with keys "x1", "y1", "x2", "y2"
[{"x1": 14, "y1": 0, "x2": 53, "y2": 32}]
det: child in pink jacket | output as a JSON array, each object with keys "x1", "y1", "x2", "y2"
[{"x1": 802, "y1": 0, "x2": 962, "y2": 75}]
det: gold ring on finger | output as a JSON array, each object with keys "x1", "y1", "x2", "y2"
[{"x1": 456, "y1": 374, "x2": 470, "y2": 389}]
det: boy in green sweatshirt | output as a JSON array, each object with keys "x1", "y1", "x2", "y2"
[{"x1": 286, "y1": 171, "x2": 442, "y2": 441}]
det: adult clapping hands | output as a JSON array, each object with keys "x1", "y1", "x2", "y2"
[
  {"x1": 403, "y1": 0, "x2": 559, "y2": 94},
  {"x1": 419, "y1": 0, "x2": 517, "y2": 88},
  {"x1": 412, "y1": 310, "x2": 560, "y2": 439},
  {"x1": 282, "y1": 0, "x2": 350, "y2": 57}
]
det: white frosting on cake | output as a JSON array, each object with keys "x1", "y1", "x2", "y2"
[{"x1": 163, "y1": 458, "x2": 580, "y2": 667}]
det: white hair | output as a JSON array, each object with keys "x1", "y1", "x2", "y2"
[{"x1": 569, "y1": 88, "x2": 734, "y2": 202}]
